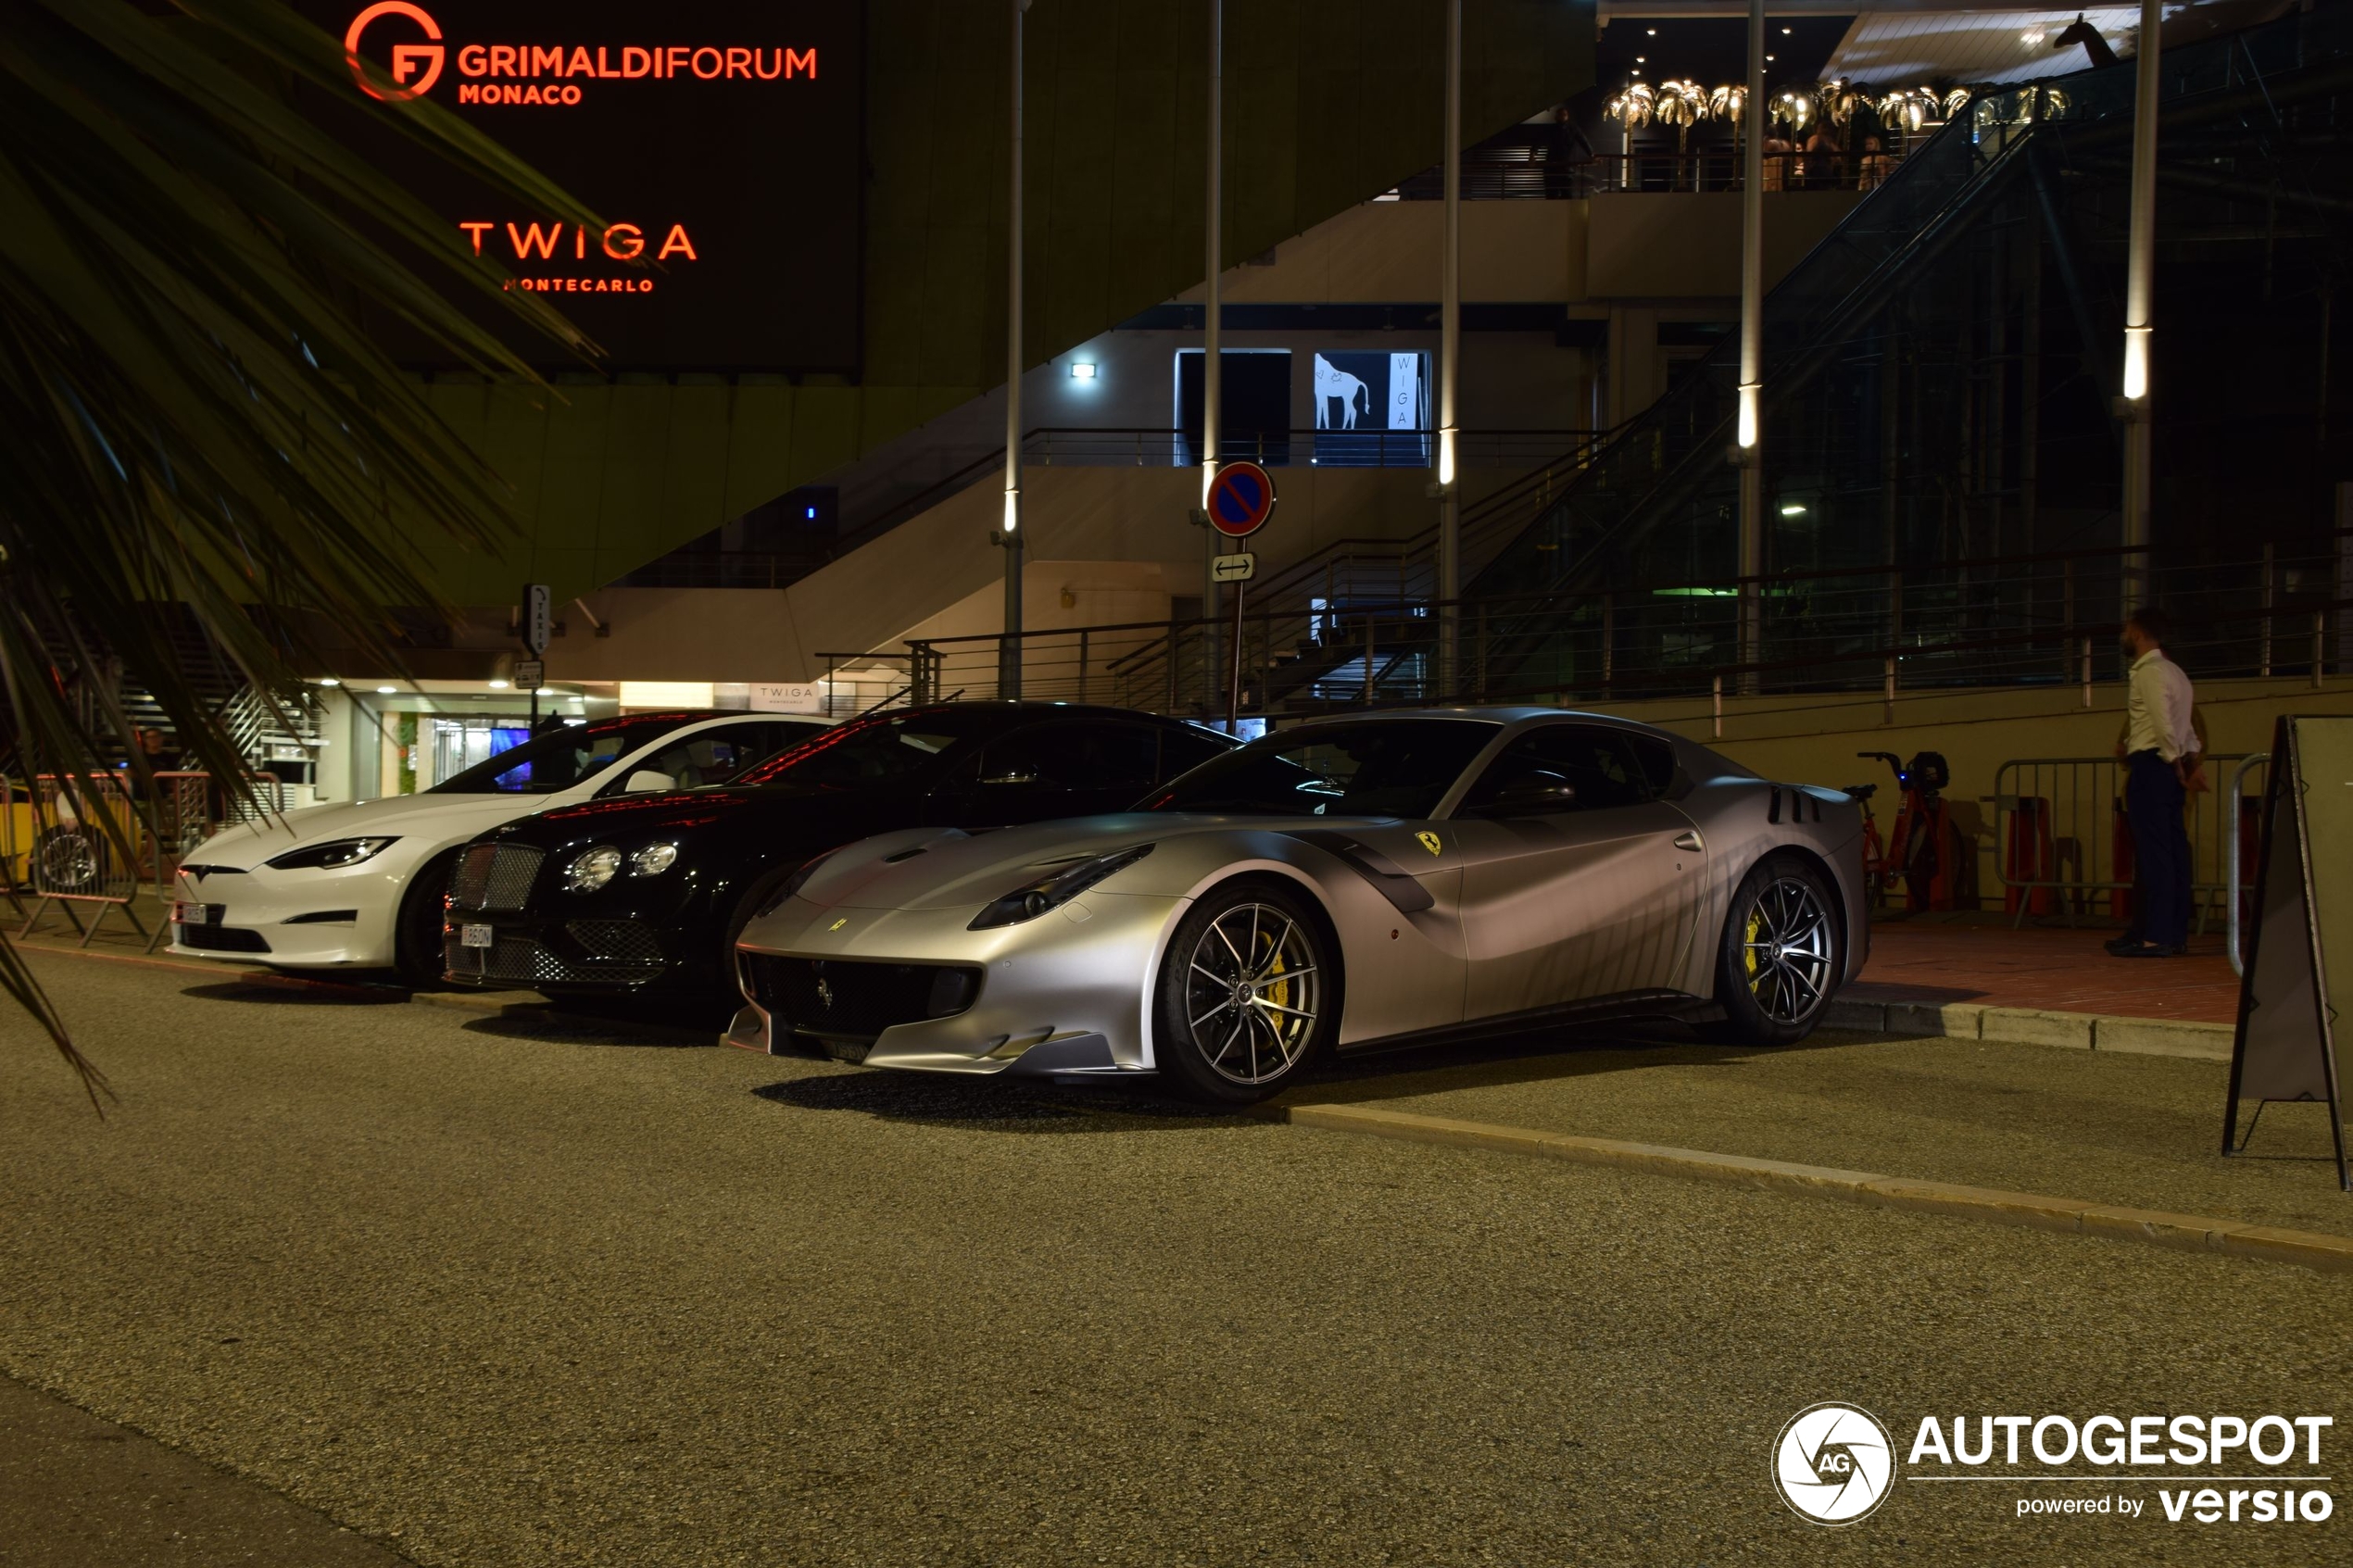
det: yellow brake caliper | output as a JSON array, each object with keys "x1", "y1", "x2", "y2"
[
  {"x1": 1266, "y1": 949, "x2": 1289, "y2": 1037},
  {"x1": 1744, "y1": 908, "x2": 1764, "y2": 993}
]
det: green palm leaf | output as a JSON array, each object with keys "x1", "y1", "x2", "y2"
[{"x1": 0, "y1": 0, "x2": 611, "y2": 1099}]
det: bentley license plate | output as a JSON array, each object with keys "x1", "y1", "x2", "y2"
[{"x1": 460, "y1": 924, "x2": 495, "y2": 949}]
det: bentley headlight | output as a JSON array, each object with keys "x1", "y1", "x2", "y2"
[
  {"x1": 629, "y1": 842, "x2": 680, "y2": 876},
  {"x1": 562, "y1": 845, "x2": 623, "y2": 894},
  {"x1": 969, "y1": 844, "x2": 1154, "y2": 931},
  {"x1": 266, "y1": 836, "x2": 397, "y2": 870}
]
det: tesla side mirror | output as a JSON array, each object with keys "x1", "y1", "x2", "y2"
[{"x1": 623, "y1": 769, "x2": 676, "y2": 794}]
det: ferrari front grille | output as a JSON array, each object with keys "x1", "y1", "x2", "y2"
[{"x1": 738, "y1": 955, "x2": 978, "y2": 1044}]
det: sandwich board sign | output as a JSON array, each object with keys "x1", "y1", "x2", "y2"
[{"x1": 2224, "y1": 714, "x2": 2353, "y2": 1189}]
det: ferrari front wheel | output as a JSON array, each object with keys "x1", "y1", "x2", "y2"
[
  {"x1": 1712, "y1": 855, "x2": 1842, "y2": 1046},
  {"x1": 1153, "y1": 880, "x2": 1333, "y2": 1105}
]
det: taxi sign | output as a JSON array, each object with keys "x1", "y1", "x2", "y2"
[{"x1": 1204, "y1": 461, "x2": 1277, "y2": 538}]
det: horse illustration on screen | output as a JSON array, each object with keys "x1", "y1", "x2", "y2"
[{"x1": 1315, "y1": 355, "x2": 1372, "y2": 430}]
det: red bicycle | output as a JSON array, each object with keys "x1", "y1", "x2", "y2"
[{"x1": 1845, "y1": 750, "x2": 1963, "y2": 911}]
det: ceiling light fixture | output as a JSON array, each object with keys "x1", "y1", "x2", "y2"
[{"x1": 488, "y1": 679, "x2": 510, "y2": 689}]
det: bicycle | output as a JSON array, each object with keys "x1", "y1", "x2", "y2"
[{"x1": 1843, "y1": 749, "x2": 1961, "y2": 911}]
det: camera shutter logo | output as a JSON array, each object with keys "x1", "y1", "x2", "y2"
[{"x1": 1773, "y1": 1403, "x2": 1896, "y2": 1524}]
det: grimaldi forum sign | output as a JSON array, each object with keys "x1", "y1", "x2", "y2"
[{"x1": 314, "y1": 2, "x2": 862, "y2": 371}]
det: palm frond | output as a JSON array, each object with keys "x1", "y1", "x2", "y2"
[{"x1": 0, "y1": 0, "x2": 610, "y2": 1091}]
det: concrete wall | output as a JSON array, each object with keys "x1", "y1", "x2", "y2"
[
  {"x1": 1585, "y1": 191, "x2": 1863, "y2": 300},
  {"x1": 1593, "y1": 675, "x2": 2353, "y2": 909},
  {"x1": 550, "y1": 459, "x2": 1536, "y2": 684}
]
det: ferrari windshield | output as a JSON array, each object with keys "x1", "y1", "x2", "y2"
[
  {"x1": 730, "y1": 708, "x2": 995, "y2": 789},
  {"x1": 429, "y1": 717, "x2": 703, "y2": 796},
  {"x1": 1142, "y1": 720, "x2": 1498, "y2": 818}
]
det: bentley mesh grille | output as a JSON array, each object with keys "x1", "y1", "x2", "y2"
[
  {"x1": 445, "y1": 931, "x2": 664, "y2": 987},
  {"x1": 563, "y1": 920, "x2": 664, "y2": 965},
  {"x1": 448, "y1": 843, "x2": 544, "y2": 912},
  {"x1": 738, "y1": 956, "x2": 977, "y2": 1044}
]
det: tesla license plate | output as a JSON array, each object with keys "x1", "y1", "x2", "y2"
[
  {"x1": 460, "y1": 924, "x2": 495, "y2": 949},
  {"x1": 172, "y1": 902, "x2": 222, "y2": 926}
]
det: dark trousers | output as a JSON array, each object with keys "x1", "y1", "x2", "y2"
[{"x1": 2125, "y1": 750, "x2": 2192, "y2": 948}]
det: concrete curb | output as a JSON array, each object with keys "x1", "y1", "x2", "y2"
[
  {"x1": 1825, "y1": 996, "x2": 2233, "y2": 1061},
  {"x1": 1263, "y1": 1102, "x2": 2352, "y2": 1274}
]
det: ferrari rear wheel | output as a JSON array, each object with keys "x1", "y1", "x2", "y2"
[
  {"x1": 1154, "y1": 880, "x2": 1333, "y2": 1105},
  {"x1": 1712, "y1": 854, "x2": 1841, "y2": 1047}
]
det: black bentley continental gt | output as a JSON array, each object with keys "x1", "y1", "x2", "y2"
[{"x1": 441, "y1": 703, "x2": 1235, "y2": 1009}]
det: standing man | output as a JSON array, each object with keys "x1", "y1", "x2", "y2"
[{"x1": 2110, "y1": 606, "x2": 2200, "y2": 958}]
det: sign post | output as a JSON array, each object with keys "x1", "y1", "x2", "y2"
[
  {"x1": 1203, "y1": 462, "x2": 1276, "y2": 730},
  {"x1": 2224, "y1": 714, "x2": 2352, "y2": 1189},
  {"x1": 522, "y1": 583, "x2": 551, "y2": 730}
]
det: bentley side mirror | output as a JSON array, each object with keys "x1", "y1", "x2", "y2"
[{"x1": 623, "y1": 768, "x2": 676, "y2": 794}]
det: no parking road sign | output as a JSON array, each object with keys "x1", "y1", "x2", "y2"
[{"x1": 1205, "y1": 461, "x2": 1277, "y2": 539}]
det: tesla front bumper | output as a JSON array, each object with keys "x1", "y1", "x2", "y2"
[
  {"x1": 166, "y1": 867, "x2": 401, "y2": 968},
  {"x1": 731, "y1": 893, "x2": 1183, "y2": 1079}
]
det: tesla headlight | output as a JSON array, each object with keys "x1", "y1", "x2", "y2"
[
  {"x1": 265, "y1": 836, "x2": 398, "y2": 870},
  {"x1": 562, "y1": 845, "x2": 623, "y2": 894},
  {"x1": 629, "y1": 842, "x2": 680, "y2": 876},
  {"x1": 969, "y1": 844, "x2": 1154, "y2": 931}
]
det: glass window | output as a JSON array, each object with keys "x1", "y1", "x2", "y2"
[
  {"x1": 1143, "y1": 720, "x2": 1498, "y2": 819},
  {"x1": 623, "y1": 720, "x2": 827, "y2": 791},
  {"x1": 732, "y1": 708, "x2": 999, "y2": 789},
  {"x1": 1456, "y1": 724, "x2": 1657, "y2": 816},
  {"x1": 972, "y1": 723, "x2": 1167, "y2": 789},
  {"x1": 1156, "y1": 725, "x2": 1236, "y2": 780},
  {"x1": 429, "y1": 717, "x2": 705, "y2": 795}
]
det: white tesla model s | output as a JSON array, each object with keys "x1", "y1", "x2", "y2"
[{"x1": 168, "y1": 709, "x2": 829, "y2": 985}]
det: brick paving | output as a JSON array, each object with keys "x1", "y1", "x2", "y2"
[{"x1": 1851, "y1": 916, "x2": 2242, "y2": 1024}]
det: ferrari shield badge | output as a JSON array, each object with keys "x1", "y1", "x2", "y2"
[{"x1": 1416, "y1": 832, "x2": 1442, "y2": 856}]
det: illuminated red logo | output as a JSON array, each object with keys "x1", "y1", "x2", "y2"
[{"x1": 345, "y1": 2, "x2": 445, "y2": 102}]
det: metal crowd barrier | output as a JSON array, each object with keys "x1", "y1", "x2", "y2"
[
  {"x1": 11, "y1": 772, "x2": 148, "y2": 947},
  {"x1": 0, "y1": 769, "x2": 285, "y2": 948},
  {"x1": 1986, "y1": 755, "x2": 2260, "y2": 935}
]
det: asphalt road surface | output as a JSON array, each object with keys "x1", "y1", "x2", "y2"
[{"x1": 0, "y1": 952, "x2": 2345, "y2": 1567}]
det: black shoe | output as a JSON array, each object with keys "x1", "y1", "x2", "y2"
[
  {"x1": 2113, "y1": 942, "x2": 2174, "y2": 959},
  {"x1": 2103, "y1": 935, "x2": 2141, "y2": 956}
]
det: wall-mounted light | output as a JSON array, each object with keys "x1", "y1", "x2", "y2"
[
  {"x1": 1069, "y1": 361, "x2": 1098, "y2": 381},
  {"x1": 2122, "y1": 326, "x2": 2150, "y2": 400},
  {"x1": 1780, "y1": 503, "x2": 1808, "y2": 517}
]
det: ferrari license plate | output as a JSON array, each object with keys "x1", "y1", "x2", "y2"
[
  {"x1": 172, "y1": 902, "x2": 222, "y2": 926},
  {"x1": 460, "y1": 923, "x2": 495, "y2": 949}
]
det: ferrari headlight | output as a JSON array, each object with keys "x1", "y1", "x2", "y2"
[
  {"x1": 562, "y1": 845, "x2": 623, "y2": 894},
  {"x1": 265, "y1": 836, "x2": 397, "y2": 870},
  {"x1": 629, "y1": 842, "x2": 680, "y2": 876},
  {"x1": 969, "y1": 844, "x2": 1154, "y2": 931}
]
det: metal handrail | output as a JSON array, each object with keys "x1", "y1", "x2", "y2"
[{"x1": 2227, "y1": 751, "x2": 2271, "y2": 977}]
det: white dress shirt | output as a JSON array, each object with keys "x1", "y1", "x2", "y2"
[{"x1": 2125, "y1": 648, "x2": 2196, "y2": 762}]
